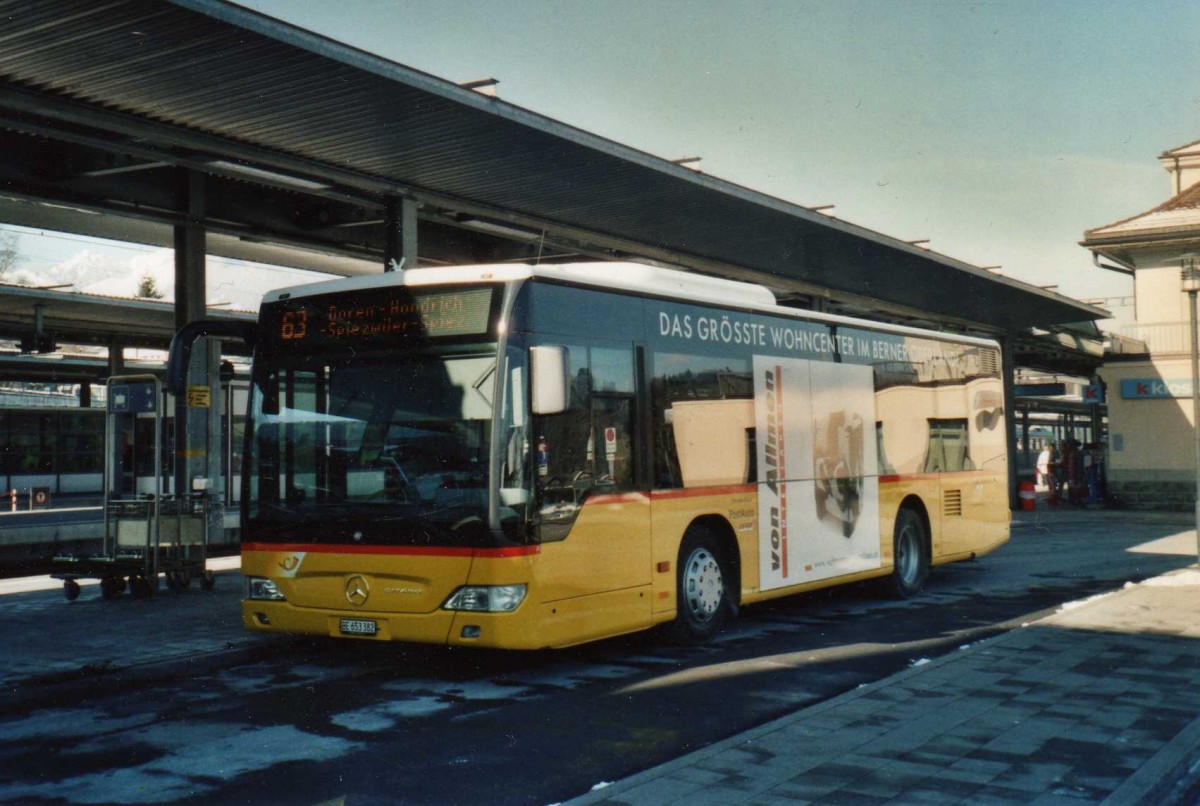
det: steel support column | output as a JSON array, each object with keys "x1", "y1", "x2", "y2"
[
  {"x1": 173, "y1": 169, "x2": 208, "y2": 500},
  {"x1": 1001, "y1": 336, "x2": 1019, "y2": 511},
  {"x1": 107, "y1": 339, "x2": 124, "y2": 377},
  {"x1": 384, "y1": 195, "x2": 418, "y2": 272},
  {"x1": 1020, "y1": 408, "x2": 1030, "y2": 468}
]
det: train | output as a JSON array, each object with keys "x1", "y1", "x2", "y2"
[{"x1": 0, "y1": 386, "x2": 245, "y2": 575}]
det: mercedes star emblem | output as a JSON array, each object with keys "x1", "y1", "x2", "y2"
[{"x1": 345, "y1": 575, "x2": 370, "y2": 606}]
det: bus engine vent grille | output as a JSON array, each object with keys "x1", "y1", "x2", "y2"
[
  {"x1": 980, "y1": 349, "x2": 1000, "y2": 375},
  {"x1": 943, "y1": 489, "x2": 963, "y2": 517}
]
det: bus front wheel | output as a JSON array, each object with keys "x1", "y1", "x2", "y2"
[
  {"x1": 889, "y1": 508, "x2": 929, "y2": 599},
  {"x1": 671, "y1": 529, "x2": 731, "y2": 643}
]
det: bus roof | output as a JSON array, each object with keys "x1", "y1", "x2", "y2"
[
  {"x1": 262, "y1": 262, "x2": 999, "y2": 349},
  {"x1": 263, "y1": 262, "x2": 775, "y2": 308}
]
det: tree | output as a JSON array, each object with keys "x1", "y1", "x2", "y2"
[
  {"x1": 136, "y1": 272, "x2": 164, "y2": 299},
  {"x1": 0, "y1": 231, "x2": 20, "y2": 280}
]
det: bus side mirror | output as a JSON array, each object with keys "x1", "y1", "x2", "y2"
[{"x1": 530, "y1": 345, "x2": 570, "y2": 415}]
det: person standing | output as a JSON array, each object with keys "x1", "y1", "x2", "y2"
[{"x1": 1036, "y1": 444, "x2": 1052, "y2": 489}]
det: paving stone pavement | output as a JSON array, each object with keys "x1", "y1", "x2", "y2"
[{"x1": 569, "y1": 566, "x2": 1200, "y2": 805}]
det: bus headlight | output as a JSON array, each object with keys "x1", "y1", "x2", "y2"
[
  {"x1": 246, "y1": 577, "x2": 287, "y2": 601},
  {"x1": 443, "y1": 584, "x2": 526, "y2": 613}
]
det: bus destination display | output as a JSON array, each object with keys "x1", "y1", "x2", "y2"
[{"x1": 269, "y1": 286, "x2": 496, "y2": 348}]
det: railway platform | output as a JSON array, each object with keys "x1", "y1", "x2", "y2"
[{"x1": 0, "y1": 555, "x2": 262, "y2": 712}]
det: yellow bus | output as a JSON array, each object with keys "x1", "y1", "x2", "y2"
[{"x1": 234, "y1": 262, "x2": 1008, "y2": 648}]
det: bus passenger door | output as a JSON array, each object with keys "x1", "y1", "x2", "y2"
[{"x1": 532, "y1": 342, "x2": 651, "y2": 643}]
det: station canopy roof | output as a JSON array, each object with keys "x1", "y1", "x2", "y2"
[{"x1": 0, "y1": 0, "x2": 1105, "y2": 347}]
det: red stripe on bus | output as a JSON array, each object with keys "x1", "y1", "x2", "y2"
[
  {"x1": 241, "y1": 543, "x2": 539, "y2": 558},
  {"x1": 650, "y1": 484, "x2": 757, "y2": 501},
  {"x1": 584, "y1": 492, "x2": 652, "y2": 506},
  {"x1": 879, "y1": 471, "x2": 997, "y2": 484}
]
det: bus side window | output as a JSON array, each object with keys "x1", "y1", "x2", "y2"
[
  {"x1": 650, "y1": 352, "x2": 753, "y2": 489},
  {"x1": 589, "y1": 346, "x2": 635, "y2": 486},
  {"x1": 536, "y1": 344, "x2": 636, "y2": 488},
  {"x1": 534, "y1": 343, "x2": 637, "y2": 541},
  {"x1": 875, "y1": 422, "x2": 896, "y2": 476},
  {"x1": 925, "y1": 418, "x2": 970, "y2": 473}
]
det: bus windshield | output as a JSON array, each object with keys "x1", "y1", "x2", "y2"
[{"x1": 245, "y1": 350, "x2": 499, "y2": 548}]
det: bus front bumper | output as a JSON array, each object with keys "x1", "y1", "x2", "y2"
[{"x1": 241, "y1": 600, "x2": 551, "y2": 649}]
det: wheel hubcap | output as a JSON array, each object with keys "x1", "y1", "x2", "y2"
[{"x1": 684, "y1": 547, "x2": 723, "y2": 622}]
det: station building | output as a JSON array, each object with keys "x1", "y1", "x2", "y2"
[{"x1": 1084, "y1": 139, "x2": 1200, "y2": 509}]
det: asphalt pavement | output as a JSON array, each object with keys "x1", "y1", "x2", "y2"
[{"x1": 1, "y1": 509, "x2": 1199, "y2": 805}]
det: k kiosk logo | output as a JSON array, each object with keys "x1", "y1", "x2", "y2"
[{"x1": 1120, "y1": 378, "x2": 1194, "y2": 399}]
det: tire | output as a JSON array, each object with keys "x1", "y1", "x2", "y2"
[
  {"x1": 671, "y1": 528, "x2": 732, "y2": 643},
  {"x1": 63, "y1": 579, "x2": 81, "y2": 602},
  {"x1": 100, "y1": 576, "x2": 121, "y2": 600},
  {"x1": 888, "y1": 507, "x2": 929, "y2": 599},
  {"x1": 130, "y1": 575, "x2": 155, "y2": 599}
]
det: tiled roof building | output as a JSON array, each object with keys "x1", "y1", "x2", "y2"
[{"x1": 1082, "y1": 139, "x2": 1200, "y2": 509}]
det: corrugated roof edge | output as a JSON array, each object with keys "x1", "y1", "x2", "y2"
[
  {"x1": 172, "y1": 0, "x2": 1028, "y2": 297},
  {"x1": 0, "y1": 282, "x2": 256, "y2": 315}
]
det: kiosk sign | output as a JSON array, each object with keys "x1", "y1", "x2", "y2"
[{"x1": 1121, "y1": 378, "x2": 1194, "y2": 399}]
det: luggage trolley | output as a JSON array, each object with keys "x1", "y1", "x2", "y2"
[{"x1": 53, "y1": 374, "x2": 215, "y2": 600}]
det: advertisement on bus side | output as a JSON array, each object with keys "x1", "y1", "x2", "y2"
[{"x1": 754, "y1": 356, "x2": 881, "y2": 591}]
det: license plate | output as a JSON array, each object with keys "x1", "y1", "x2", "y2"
[{"x1": 340, "y1": 618, "x2": 377, "y2": 636}]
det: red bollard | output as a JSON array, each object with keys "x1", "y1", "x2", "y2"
[{"x1": 1018, "y1": 481, "x2": 1036, "y2": 511}]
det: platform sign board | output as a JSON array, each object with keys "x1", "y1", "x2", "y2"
[
  {"x1": 109, "y1": 381, "x2": 157, "y2": 414},
  {"x1": 186, "y1": 385, "x2": 211, "y2": 408}
]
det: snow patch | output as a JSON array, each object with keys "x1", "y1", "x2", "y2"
[
  {"x1": 1142, "y1": 569, "x2": 1200, "y2": 587},
  {"x1": 1057, "y1": 591, "x2": 1115, "y2": 612},
  {"x1": 0, "y1": 707, "x2": 153, "y2": 741},
  {"x1": 331, "y1": 696, "x2": 452, "y2": 731},
  {"x1": 0, "y1": 723, "x2": 360, "y2": 804}
]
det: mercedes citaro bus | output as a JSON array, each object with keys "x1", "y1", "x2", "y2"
[{"x1": 175, "y1": 262, "x2": 1008, "y2": 649}]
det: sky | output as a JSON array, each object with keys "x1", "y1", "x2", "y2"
[{"x1": 10, "y1": 0, "x2": 1200, "y2": 322}]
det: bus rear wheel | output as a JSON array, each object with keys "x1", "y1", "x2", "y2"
[
  {"x1": 671, "y1": 528, "x2": 731, "y2": 643},
  {"x1": 889, "y1": 507, "x2": 929, "y2": 599}
]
